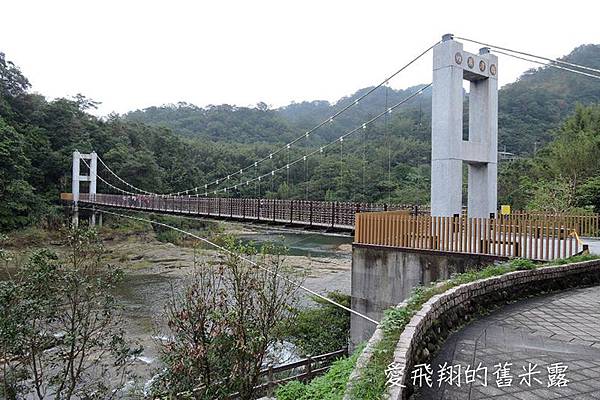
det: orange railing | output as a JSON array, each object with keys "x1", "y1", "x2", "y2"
[
  {"x1": 510, "y1": 211, "x2": 599, "y2": 237},
  {"x1": 355, "y1": 212, "x2": 580, "y2": 261}
]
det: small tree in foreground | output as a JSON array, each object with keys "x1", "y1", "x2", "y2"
[
  {"x1": 0, "y1": 228, "x2": 140, "y2": 399},
  {"x1": 154, "y1": 239, "x2": 301, "y2": 399}
]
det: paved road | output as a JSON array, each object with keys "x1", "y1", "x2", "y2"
[
  {"x1": 415, "y1": 286, "x2": 600, "y2": 399},
  {"x1": 583, "y1": 237, "x2": 600, "y2": 256}
]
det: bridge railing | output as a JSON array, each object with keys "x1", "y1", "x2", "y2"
[
  {"x1": 67, "y1": 193, "x2": 426, "y2": 230},
  {"x1": 355, "y1": 212, "x2": 581, "y2": 261},
  {"x1": 509, "y1": 211, "x2": 599, "y2": 237}
]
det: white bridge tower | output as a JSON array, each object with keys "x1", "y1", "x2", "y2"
[
  {"x1": 71, "y1": 150, "x2": 98, "y2": 227},
  {"x1": 431, "y1": 34, "x2": 498, "y2": 218}
]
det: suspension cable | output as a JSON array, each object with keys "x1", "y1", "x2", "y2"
[
  {"x1": 162, "y1": 42, "x2": 439, "y2": 196},
  {"x1": 493, "y1": 49, "x2": 600, "y2": 81},
  {"x1": 454, "y1": 36, "x2": 600, "y2": 75},
  {"x1": 83, "y1": 206, "x2": 379, "y2": 325},
  {"x1": 97, "y1": 156, "x2": 156, "y2": 195},
  {"x1": 81, "y1": 158, "x2": 138, "y2": 195},
  {"x1": 208, "y1": 84, "x2": 431, "y2": 195}
]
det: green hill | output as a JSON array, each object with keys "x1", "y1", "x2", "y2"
[{"x1": 125, "y1": 44, "x2": 600, "y2": 155}]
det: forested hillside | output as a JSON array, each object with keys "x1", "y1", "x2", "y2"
[
  {"x1": 126, "y1": 45, "x2": 600, "y2": 154},
  {"x1": 1, "y1": 44, "x2": 599, "y2": 232}
]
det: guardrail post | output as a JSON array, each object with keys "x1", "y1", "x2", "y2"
[
  {"x1": 331, "y1": 202, "x2": 336, "y2": 229},
  {"x1": 267, "y1": 364, "x2": 274, "y2": 397},
  {"x1": 306, "y1": 355, "x2": 313, "y2": 381}
]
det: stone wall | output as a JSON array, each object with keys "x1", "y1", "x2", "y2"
[
  {"x1": 350, "y1": 244, "x2": 504, "y2": 349},
  {"x1": 385, "y1": 259, "x2": 600, "y2": 399}
]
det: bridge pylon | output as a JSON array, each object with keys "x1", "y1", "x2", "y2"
[
  {"x1": 71, "y1": 150, "x2": 98, "y2": 227},
  {"x1": 431, "y1": 34, "x2": 498, "y2": 218}
]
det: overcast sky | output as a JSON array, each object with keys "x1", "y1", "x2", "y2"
[{"x1": 1, "y1": 0, "x2": 598, "y2": 116}]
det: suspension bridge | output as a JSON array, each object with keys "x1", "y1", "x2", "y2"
[
  {"x1": 62, "y1": 34, "x2": 600, "y2": 263},
  {"x1": 54, "y1": 34, "x2": 600, "y2": 398}
]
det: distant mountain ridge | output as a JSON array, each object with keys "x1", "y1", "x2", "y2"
[{"x1": 125, "y1": 44, "x2": 600, "y2": 154}]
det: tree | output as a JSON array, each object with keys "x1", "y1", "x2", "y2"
[
  {"x1": 577, "y1": 176, "x2": 600, "y2": 213},
  {"x1": 154, "y1": 239, "x2": 301, "y2": 399},
  {"x1": 0, "y1": 228, "x2": 141, "y2": 399},
  {"x1": 526, "y1": 179, "x2": 573, "y2": 213},
  {"x1": 0, "y1": 117, "x2": 37, "y2": 230}
]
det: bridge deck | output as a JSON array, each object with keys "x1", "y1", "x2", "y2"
[{"x1": 63, "y1": 193, "x2": 422, "y2": 232}]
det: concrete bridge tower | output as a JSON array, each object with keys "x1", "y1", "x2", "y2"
[
  {"x1": 71, "y1": 150, "x2": 97, "y2": 227},
  {"x1": 431, "y1": 34, "x2": 498, "y2": 218}
]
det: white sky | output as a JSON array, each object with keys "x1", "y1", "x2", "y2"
[{"x1": 1, "y1": 0, "x2": 598, "y2": 116}]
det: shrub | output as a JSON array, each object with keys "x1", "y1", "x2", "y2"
[
  {"x1": 275, "y1": 347, "x2": 362, "y2": 400},
  {"x1": 280, "y1": 291, "x2": 350, "y2": 356},
  {"x1": 509, "y1": 258, "x2": 537, "y2": 270}
]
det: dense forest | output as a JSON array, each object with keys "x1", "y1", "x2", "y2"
[{"x1": 1, "y1": 44, "x2": 600, "y2": 231}]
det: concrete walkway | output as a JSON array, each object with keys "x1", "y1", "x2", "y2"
[
  {"x1": 415, "y1": 286, "x2": 600, "y2": 399},
  {"x1": 583, "y1": 237, "x2": 600, "y2": 256}
]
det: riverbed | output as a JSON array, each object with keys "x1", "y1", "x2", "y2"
[{"x1": 1, "y1": 220, "x2": 353, "y2": 395}]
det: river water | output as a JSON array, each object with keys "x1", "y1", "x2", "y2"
[{"x1": 2, "y1": 223, "x2": 354, "y2": 395}]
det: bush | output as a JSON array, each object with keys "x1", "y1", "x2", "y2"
[
  {"x1": 509, "y1": 258, "x2": 537, "y2": 270},
  {"x1": 275, "y1": 347, "x2": 362, "y2": 400},
  {"x1": 280, "y1": 291, "x2": 350, "y2": 356},
  {"x1": 155, "y1": 228, "x2": 183, "y2": 245}
]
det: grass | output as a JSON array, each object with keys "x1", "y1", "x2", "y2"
[
  {"x1": 275, "y1": 346, "x2": 363, "y2": 400},
  {"x1": 3, "y1": 226, "x2": 56, "y2": 248}
]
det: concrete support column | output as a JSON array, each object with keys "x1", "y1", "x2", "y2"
[
  {"x1": 467, "y1": 162, "x2": 497, "y2": 218},
  {"x1": 431, "y1": 35, "x2": 498, "y2": 218},
  {"x1": 89, "y1": 151, "x2": 97, "y2": 202},
  {"x1": 72, "y1": 151, "x2": 81, "y2": 228},
  {"x1": 467, "y1": 49, "x2": 498, "y2": 218},
  {"x1": 72, "y1": 151, "x2": 81, "y2": 204},
  {"x1": 431, "y1": 37, "x2": 465, "y2": 217}
]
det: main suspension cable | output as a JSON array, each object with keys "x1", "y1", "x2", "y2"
[
  {"x1": 163, "y1": 42, "x2": 439, "y2": 196},
  {"x1": 493, "y1": 49, "x2": 600, "y2": 81},
  {"x1": 97, "y1": 156, "x2": 156, "y2": 195},
  {"x1": 206, "y1": 84, "x2": 431, "y2": 195},
  {"x1": 454, "y1": 36, "x2": 600, "y2": 75}
]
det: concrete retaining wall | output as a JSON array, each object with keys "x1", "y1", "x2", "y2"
[{"x1": 350, "y1": 244, "x2": 504, "y2": 349}]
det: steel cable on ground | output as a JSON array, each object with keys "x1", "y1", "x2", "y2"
[
  {"x1": 75, "y1": 205, "x2": 379, "y2": 325},
  {"x1": 164, "y1": 42, "x2": 439, "y2": 196}
]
